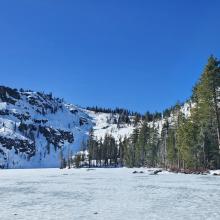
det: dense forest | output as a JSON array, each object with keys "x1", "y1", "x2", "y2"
[{"x1": 74, "y1": 56, "x2": 220, "y2": 171}]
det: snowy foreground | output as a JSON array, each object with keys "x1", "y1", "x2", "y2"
[{"x1": 1, "y1": 168, "x2": 220, "y2": 220}]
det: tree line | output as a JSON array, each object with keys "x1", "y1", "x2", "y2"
[{"x1": 86, "y1": 106, "x2": 174, "y2": 124}]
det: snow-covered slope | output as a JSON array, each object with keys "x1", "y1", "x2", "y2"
[
  {"x1": 84, "y1": 102, "x2": 192, "y2": 142},
  {"x1": 0, "y1": 86, "x2": 192, "y2": 168},
  {"x1": 0, "y1": 86, "x2": 93, "y2": 168},
  {"x1": 84, "y1": 110, "x2": 135, "y2": 141},
  {"x1": 0, "y1": 86, "x2": 139, "y2": 168}
]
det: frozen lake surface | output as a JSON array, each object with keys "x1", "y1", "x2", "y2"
[{"x1": 0, "y1": 168, "x2": 220, "y2": 220}]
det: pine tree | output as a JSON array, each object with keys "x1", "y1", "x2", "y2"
[
  {"x1": 190, "y1": 56, "x2": 220, "y2": 168},
  {"x1": 137, "y1": 121, "x2": 149, "y2": 166},
  {"x1": 193, "y1": 56, "x2": 220, "y2": 147},
  {"x1": 119, "y1": 137, "x2": 125, "y2": 166},
  {"x1": 167, "y1": 125, "x2": 178, "y2": 168}
]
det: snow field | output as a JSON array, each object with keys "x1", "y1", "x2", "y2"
[{"x1": 0, "y1": 168, "x2": 220, "y2": 220}]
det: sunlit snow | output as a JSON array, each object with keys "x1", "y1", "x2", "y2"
[{"x1": 0, "y1": 168, "x2": 220, "y2": 220}]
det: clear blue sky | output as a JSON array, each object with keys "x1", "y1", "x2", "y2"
[{"x1": 0, "y1": 0, "x2": 220, "y2": 113}]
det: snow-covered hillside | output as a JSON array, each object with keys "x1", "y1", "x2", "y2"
[
  {"x1": 0, "y1": 86, "x2": 192, "y2": 168},
  {"x1": 0, "y1": 86, "x2": 93, "y2": 168},
  {"x1": 84, "y1": 110, "x2": 135, "y2": 141},
  {"x1": 0, "y1": 86, "x2": 139, "y2": 168}
]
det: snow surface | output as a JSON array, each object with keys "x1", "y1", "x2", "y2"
[
  {"x1": 0, "y1": 98, "x2": 93, "y2": 168},
  {"x1": 209, "y1": 170, "x2": 220, "y2": 175},
  {"x1": 84, "y1": 109, "x2": 135, "y2": 141},
  {"x1": 0, "y1": 168, "x2": 220, "y2": 220}
]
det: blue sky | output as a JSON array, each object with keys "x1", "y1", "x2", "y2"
[{"x1": 0, "y1": 0, "x2": 220, "y2": 113}]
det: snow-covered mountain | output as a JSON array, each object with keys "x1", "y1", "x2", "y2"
[
  {"x1": 0, "y1": 86, "x2": 191, "y2": 168},
  {"x1": 0, "y1": 86, "x2": 138, "y2": 168},
  {"x1": 0, "y1": 86, "x2": 93, "y2": 168}
]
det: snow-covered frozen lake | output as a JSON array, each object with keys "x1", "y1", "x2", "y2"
[{"x1": 1, "y1": 168, "x2": 220, "y2": 220}]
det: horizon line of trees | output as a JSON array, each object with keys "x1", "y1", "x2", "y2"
[{"x1": 86, "y1": 105, "x2": 185, "y2": 124}]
